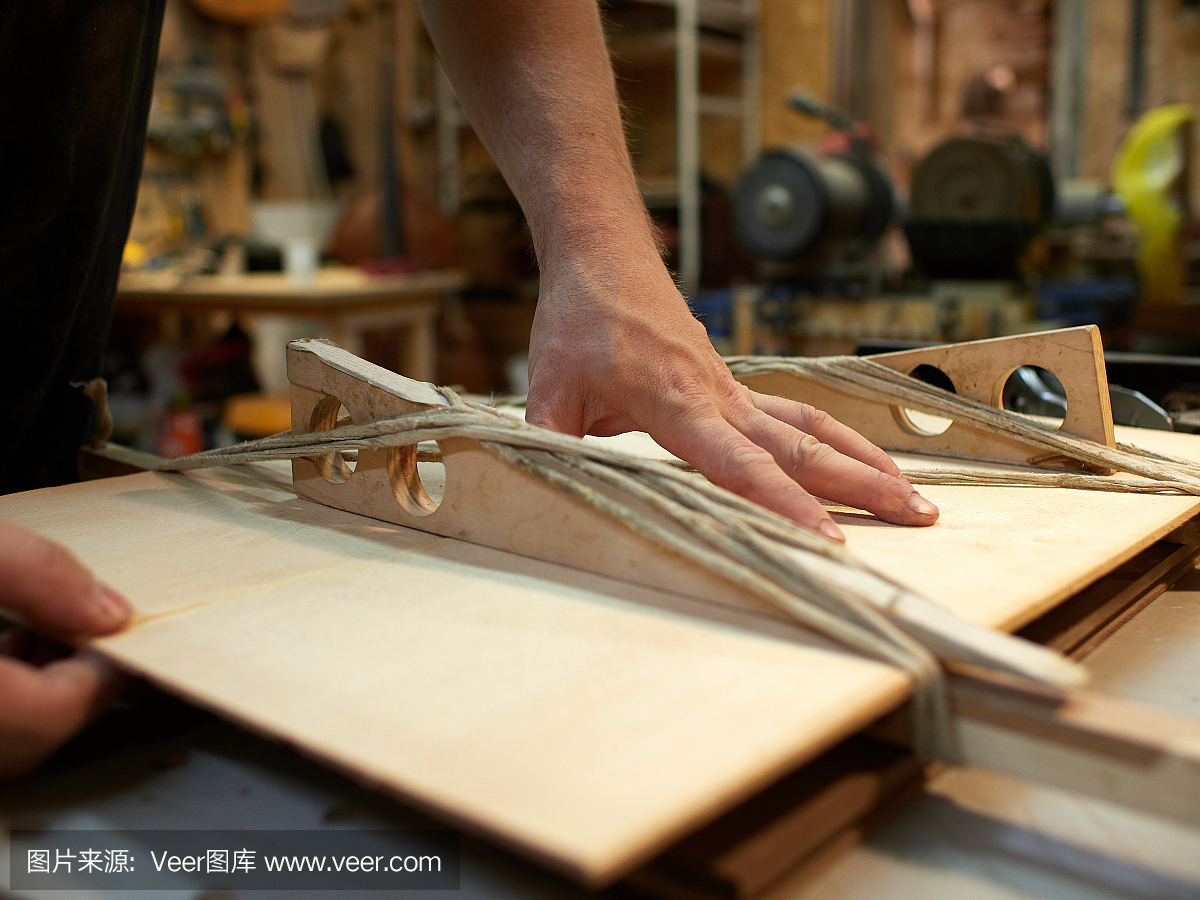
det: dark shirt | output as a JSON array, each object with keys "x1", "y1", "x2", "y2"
[{"x1": 0, "y1": 0, "x2": 165, "y2": 493}]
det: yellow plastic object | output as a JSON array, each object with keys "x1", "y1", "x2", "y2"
[
  {"x1": 122, "y1": 240, "x2": 148, "y2": 270},
  {"x1": 223, "y1": 392, "x2": 292, "y2": 439},
  {"x1": 1112, "y1": 104, "x2": 1194, "y2": 305}
]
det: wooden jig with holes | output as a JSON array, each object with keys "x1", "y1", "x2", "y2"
[{"x1": 733, "y1": 325, "x2": 1116, "y2": 470}]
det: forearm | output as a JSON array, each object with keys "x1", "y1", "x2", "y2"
[{"x1": 418, "y1": 0, "x2": 660, "y2": 280}]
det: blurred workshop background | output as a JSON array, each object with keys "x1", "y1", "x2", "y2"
[{"x1": 108, "y1": 0, "x2": 1200, "y2": 456}]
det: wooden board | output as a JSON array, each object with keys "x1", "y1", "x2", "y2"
[
  {"x1": 588, "y1": 424, "x2": 1200, "y2": 631},
  {"x1": 4, "y1": 425, "x2": 1200, "y2": 885},
  {"x1": 0, "y1": 465, "x2": 908, "y2": 885},
  {"x1": 624, "y1": 734, "x2": 926, "y2": 900},
  {"x1": 787, "y1": 571, "x2": 1200, "y2": 900}
]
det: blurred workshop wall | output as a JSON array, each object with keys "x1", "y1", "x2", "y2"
[
  {"x1": 760, "y1": 0, "x2": 833, "y2": 149},
  {"x1": 128, "y1": 0, "x2": 255, "y2": 258},
  {"x1": 759, "y1": 0, "x2": 1197, "y2": 211},
  {"x1": 120, "y1": 0, "x2": 1200, "y2": 393},
  {"x1": 755, "y1": 0, "x2": 1053, "y2": 192},
  {"x1": 893, "y1": 0, "x2": 1051, "y2": 162},
  {"x1": 1078, "y1": 0, "x2": 1200, "y2": 214},
  {"x1": 128, "y1": 0, "x2": 460, "y2": 263}
]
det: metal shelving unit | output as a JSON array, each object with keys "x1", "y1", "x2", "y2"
[{"x1": 622, "y1": 0, "x2": 760, "y2": 295}]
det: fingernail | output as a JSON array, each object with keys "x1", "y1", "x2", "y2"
[
  {"x1": 906, "y1": 492, "x2": 939, "y2": 516},
  {"x1": 818, "y1": 519, "x2": 845, "y2": 543},
  {"x1": 93, "y1": 583, "x2": 131, "y2": 628},
  {"x1": 76, "y1": 648, "x2": 128, "y2": 698}
]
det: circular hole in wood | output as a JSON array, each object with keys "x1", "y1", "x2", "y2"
[
  {"x1": 387, "y1": 441, "x2": 442, "y2": 517},
  {"x1": 999, "y1": 365, "x2": 1067, "y2": 429},
  {"x1": 893, "y1": 364, "x2": 955, "y2": 437},
  {"x1": 309, "y1": 396, "x2": 357, "y2": 483}
]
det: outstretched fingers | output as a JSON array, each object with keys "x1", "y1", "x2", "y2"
[
  {"x1": 735, "y1": 404, "x2": 938, "y2": 526},
  {"x1": 749, "y1": 390, "x2": 906, "y2": 479},
  {"x1": 652, "y1": 409, "x2": 846, "y2": 542}
]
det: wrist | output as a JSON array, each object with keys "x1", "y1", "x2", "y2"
[
  {"x1": 536, "y1": 239, "x2": 678, "y2": 305},
  {"x1": 532, "y1": 212, "x2": 666, "y2": 287}
]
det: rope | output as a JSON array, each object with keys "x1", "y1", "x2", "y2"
[
  {"x1": 900, "y1": 468, "x2": 1200, "y2": 493},
  {"x1": 415, "y1": 446, "x2": 1194, "y2": 495}
]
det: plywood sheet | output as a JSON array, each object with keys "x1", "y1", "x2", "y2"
[
  {"x1": 588, "y1": 425, "x2": 1200, "y2": 631},
  {"x1": 0, "y1": 466, "x2": 907, "y2": 885},
  {"x1": 3, "y1": 425, "x2": 1200, "y2": 885}
]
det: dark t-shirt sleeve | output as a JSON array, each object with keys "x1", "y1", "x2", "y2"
[{"x1": 0, "y1": 0, "x2": 166, "y2": 494}]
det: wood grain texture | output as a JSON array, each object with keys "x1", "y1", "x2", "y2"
[
  {"x1": 286, "y1": 340, "x2": 830, "y2": 627},
  {"x1": 947, "y1": 671, "x2": 1200, "y2": 831},
  {"x1": 830, "y1": 457, "x2": 1200, "y2": 633},
  {"x1": 586, "y1": 425, "x2": 1200, "y2": 634},
  {"x1": 776, "y1": 582, "x2": 1200, "y2": 900},
  {"x1": 1018, "y1": 542, "x2": 1200, "y2": 657},
  {"x1": 870, "y1": 326, "x2": 1115, "y2": 449},
  {"x1": 626, "y1": 735, "x2": 924, "y2": 900}
]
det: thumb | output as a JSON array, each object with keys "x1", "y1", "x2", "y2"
[{"x1": 0, "y1": 650, "x2": 126, "y2": 778}]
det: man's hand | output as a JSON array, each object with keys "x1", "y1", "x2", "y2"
[
  {"x1": 527, "y1": 259, "x2": 938, "y2": 541},
  {"x1": 0, "y1": 522, "x2": 129, "y2": 777},
  {"x1": 420, "y1": 0, "x2": 938, "y2": 540}
]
